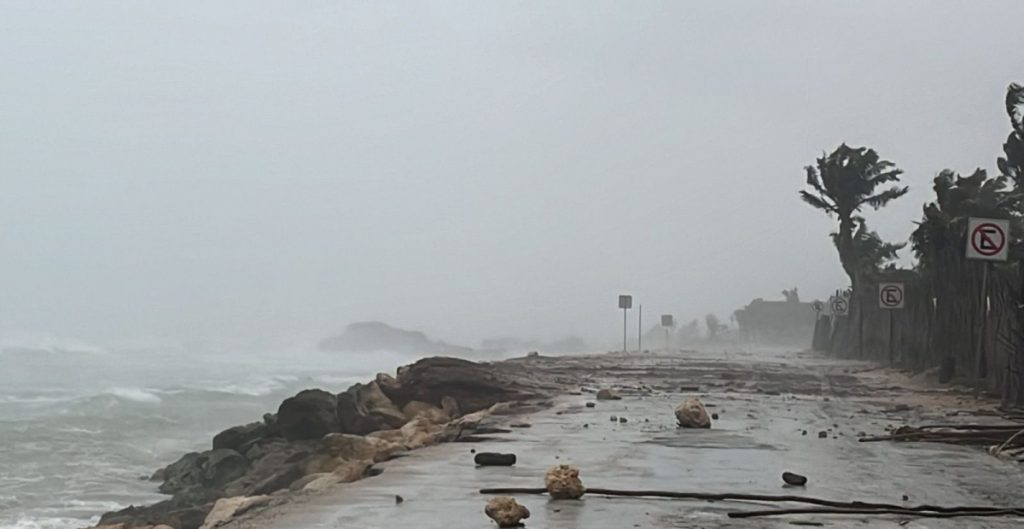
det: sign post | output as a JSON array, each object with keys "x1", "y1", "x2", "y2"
[
  {"x1": 829, "y1": 297, "x2": 849, "y2": 317},
  {"x1": 618, "y1": 295, "x2": 632, "y2": 353},
  {"x1": 638, "y1": 304, "x2": 643, "y2": 353},
  {"x1": 879, "y1": 282, "x2": 905, "y2": 365},
  {"x1": 965, "y1": 217, "x2": 1009, "y2": 378},
  {"x1": 661, "y1": 314, "x2": 674, "y2": 351}
]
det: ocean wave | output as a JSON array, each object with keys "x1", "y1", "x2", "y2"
[
  {"x1": 0, "y1": 333, "x2": 109, "y2": 357},
  {"x1": 2, "y1": 516, "x2": 98, "y2": 529},
  {"x1": 101, "y1": 387, "x2": 162, "y2": 404}
]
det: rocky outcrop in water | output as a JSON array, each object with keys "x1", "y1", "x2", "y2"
[
  {"x1": 95, "y1": 356, "x2": 553, "y2": 529},
  {"x1": 318, "y1": 321, "x2": 473, "y2": 355}
]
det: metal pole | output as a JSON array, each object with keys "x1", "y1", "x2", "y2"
[
  {"x1": 623, "y1": 307, "x2": 627, "y2": 354},
  {"x1": 665, "y1": 328, "x2": 670, "y2": 352},
  {"x1": 888, "y1": 309, "x2": 894, "y2": 366},
  {"x1": 858, "y1": 287, "x2": 864, "y2": 358},
  {"x1": 976, "y1": 262, "x2": 991, "y2": 378},
  {"x1": 638, "y1": 304, "x2": 642, "y2": 353}
]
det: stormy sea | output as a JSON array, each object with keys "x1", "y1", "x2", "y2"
[{"x1": 0, "y1": 336, "x2": 411, "y2": 529}]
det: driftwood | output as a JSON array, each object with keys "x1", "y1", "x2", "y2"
[
  {"x1": 859, "y1": 424, "x2": 1024, "y2": 448},
  {"x1": 478, "y1": 487, "x2": 1023, "y2": 515},
  {"x1": 729, "y1": 507, "x2": 1024, "y2": 519}
]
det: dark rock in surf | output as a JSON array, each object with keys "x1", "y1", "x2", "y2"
[
  {"x1": 213, "y1": 422, "x2": 267, "y2": 451},
  {"x1": 273, "y1": 389, "x2": 339, "y2": 441},
  {"x1": 336, "y1": 382, "x2": 407, "y2": 435},
  {"x1": 158, "y1": 449, "x2": 249, "y2": 497},
  {"x1": 379, "y1": 357, "x2": 542, "y2": 413}
]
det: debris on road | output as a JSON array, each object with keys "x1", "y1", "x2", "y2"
[
  {"x1": 544, "y1": 465, "x2": 584, "y2": 499},
  {"x1": 675, "y1": 397, "x2": 711, "y2": 428},
  {"x1": 596, "y1": 389, "x2": 621, "y2": 401},
  {"x1": 782, "y1": 472, "x2": 807, "y2": 486},
  {"x1": 484, "y1": 496, "x2": 530, "y2": 527},
  {"x1": 475, "y1": 453, "x2": 517, "y2": 466}
]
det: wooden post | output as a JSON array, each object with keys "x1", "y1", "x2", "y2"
[{"x1": 976, "y1": 262, "x2": 990, "y2": 379}]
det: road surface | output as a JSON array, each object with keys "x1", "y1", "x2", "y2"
[{"x1": 225, "y1": 348, "x2": 1024, "y2": 528}]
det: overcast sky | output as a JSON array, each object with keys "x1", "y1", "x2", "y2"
[{"x1": 2, "y1": 1, "x2": 1022, "y2": 349}]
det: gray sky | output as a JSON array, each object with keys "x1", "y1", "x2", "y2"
[{"x1": 2, "y1": 1, "x2": 1022, "y2": 348}]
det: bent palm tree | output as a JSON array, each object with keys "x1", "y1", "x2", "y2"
[{"x1": 801, "y1": 144, "x2": 909, "y2": 287}]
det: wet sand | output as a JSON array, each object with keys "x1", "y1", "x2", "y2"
[{"x1": 221, "y1": 347, "x2": 1024, "y2": 528}]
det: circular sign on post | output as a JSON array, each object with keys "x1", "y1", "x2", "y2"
[
  {"x1": 830, "y1": 297, "x2": 849, "y2": 316},
  {"x1": 966, "y1": 217, "x2": 1009, "y2": 261},
  {"x1": 811, "y1": 301, "x2": 824, "y2": 313},
  {"x1": 879, "y1": 283, "x2": 905, "y2": 310}
]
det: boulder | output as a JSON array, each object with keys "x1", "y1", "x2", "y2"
[
  {"x1": 318, "y1": 433, "x2": 402, "y2": 462},
  {"x1": 97, "y1": 499, "x2": 212, "y2": 529},
  {"x1": 674, "y1": 397, "x2": 711, "y2": 429},
  {"x1": 441, "y1": 395, "x2": 461, "y2": 417},
  {"x1": 158, "y1": 449, "x2": 250, "y2": 497},
  {"x1": 274, "y1": 389, "x2": 339, "y2": 441},
  {"x1": 199, "y1": 495, "x2": 270, "y2": 529},
  {"x1": 385, "y1": 357, "x2": 541, "y2": 413},
  {"x1": 402, "y1": 400, "x2": 449, "y2": 423},
  {"x1": 222, "y1": 443, "x2": 313, "y2": 498},
  {"x1": 212, "y1": 423, "x2": 267, "y2": 451},
  {"x1": 245, "y1": 464, "x2": 304, "y2": 496},
  {"x1": 400, "y1": 418, "x2": 440, "y2": 449},
  {"x1": 367, "y1": 428, "x2": 405, "y2": 444},
  {"x1": 337, "y1": 382, "x2": 408, "y2": 435},
  {"x1": 544, "y1": 465, "x2": 584, "y2": 499},
  {"x1": 484, "y1": 496, "x2": 530, "y2": 528},
  {"x1": 595, "y1": 389, "x2": 620, "y2": 401}
]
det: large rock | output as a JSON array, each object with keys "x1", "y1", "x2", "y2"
[
  {"x1": 402, "y1": 400, "x2": 449, "y2": 423},
  {"x1": 318, "y1": 433, "x2": 401, "y2": 462},
  {"x1": 212, "y1": 422, "x2": 267, "y2": 451},
  {"x1": 485, "y1": 496, "x2": 530, "y2": 527},
  {"x1": 221, "y1": 442, "x2": 313, "y2": 498},
  {"x1": 336, "y1": 382, "x2": 407, "y2": 435},
  {"x1": 596, "y1": 388, "x2": 621, "y2": 401},
  {"x1": 98, "y1": 499, "x2": 212, "y2": 529},
  {"x1": 199, "y1": 495, "x2": 270, "y2": 529},
  {"x1": 274, "y1": 389, "x2": 339, "y2": 441},
  {"x1": 545, "y1": 465, "x2": 584, "y2": 499},
  {"x1": 245, "y1": 464, "x2": 304, "y2": 496},
  {"x1": 399, "y1": 418, "x2": 441, "y2": 449},
  {"x1": 383, "y1": 357, "x2": 541, "y2": 413},
  {"x1": 158, "y1": 449, "x2": 250, "y2": 499},
  {"x1": 675, "y1": 397, "x2": 712, "y2": 429}
]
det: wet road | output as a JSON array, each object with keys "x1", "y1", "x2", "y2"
[{"x1": 225, "y1": 348, "x2": 1024, "y2": 528}]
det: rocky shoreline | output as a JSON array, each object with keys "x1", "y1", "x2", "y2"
[{"x1": 92, "y1": 356, "x2": 566, "y2": 529}]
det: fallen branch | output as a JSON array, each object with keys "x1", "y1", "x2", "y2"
[
  {"x1": 728, "y1": 507, "x2": 1024, "y2": 519},
  {"x1": 478, "y1": 487, "x2": 1017, "y2": 514},
  {"x1": 990, "y1": 428, "x2": 1024, "y2": 457}
]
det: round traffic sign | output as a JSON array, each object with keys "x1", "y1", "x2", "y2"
[
  {"x1": 830, "y1": 297, "x2": 848, "y2": 315},
  {"x1": 880, "y1": 284, "x2": 904, "y2": 308},
  {"x1": 971, "y1": 222, "x2": 1007, "y2": 257}
]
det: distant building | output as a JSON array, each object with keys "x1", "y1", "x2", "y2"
[{"x1": 733, "y1": 291, "x2": 816, "y2": 345}]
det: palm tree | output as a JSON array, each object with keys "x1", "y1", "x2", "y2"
[
  {"x1": 911, "y1": 169, "x2": 1021, "y2": 269},
  {"x1": 910, "y1": 168, "x2": 1022, "y2": 380},
  {"x1": 841, "y1": 219, "x2": 905, "y2": 274},
  {"x1": 801, "y1": 144, "x2": 909, "y2": 287},
  {"x1": 999, "y1": 83, "x2": 1024, "y2": 188}
]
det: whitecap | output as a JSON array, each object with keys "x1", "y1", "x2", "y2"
[{"x1": 103, "y1": 387, "x2": 162, "y2": 404}]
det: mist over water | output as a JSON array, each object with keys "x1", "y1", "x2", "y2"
[{"x1": 0, "y1": 335, "x2": 423, "y2": 529}]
